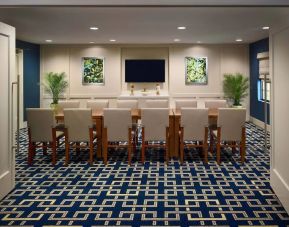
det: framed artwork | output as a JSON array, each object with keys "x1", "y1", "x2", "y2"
[
  {"x1": 82, "y1": 57, "x2": 104, "y2": 85},
  {"x1": 185, "y1": 57, "x2": 208, "y2": 85}
]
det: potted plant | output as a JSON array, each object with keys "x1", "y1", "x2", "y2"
[
  {"x1": 223, "y1": 73, "x2": 249, "y2": 107},
  {"x1": 43, "y1": 72, "x2": 68, "y2": 111}
]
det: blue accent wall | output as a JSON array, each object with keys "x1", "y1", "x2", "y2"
[
  {"x1": 16, "y1": 40, "x2": 40, "y2": 120},
  {"x1": 249, "y1": 38, "x2": 270, "y2": 124}
]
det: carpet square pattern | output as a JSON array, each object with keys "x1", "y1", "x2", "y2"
[{"x1": 0, "y1": 123, "x2": 289, "y2": 226}]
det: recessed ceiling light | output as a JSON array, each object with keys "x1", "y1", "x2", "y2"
[
  {"x1": 45, "y1": 39, "x2": 52, "y2": 43},
  {"x1": 177, "y1": 26, "x2": 186, "y2": 30},
  {"x1": 236, "y1": 38, "x2": 243, "y2": 42},
  {"x1": 174, "y1": 38, "x2": 181, "y2": 42},
  {"x1": 109, "y1": 39, "x2": 116, "y2": 42},
  {"x1": 262, "y1": 26, "x2": 270, "y2": 30},
  {"x1": 89, "y1": 41, "x2": 95, "y2": 44},
  {"x1": 90, "y1": 27, "x2": 99, "y2": 30}
]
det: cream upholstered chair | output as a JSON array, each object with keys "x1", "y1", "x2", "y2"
[
  {"x1": 27, "y1": 108, "x2": 64, "y2": 165},
  {"x1": 175, "y1": 100, "x2": 197, "y2": 109},
  {"x1": 179, "y1": 108, "x2": 209, "y2": 164},
  {"x1": 116, "y1": 100, "x2": 139, "y2": 150},
  {"x1": 58, "y1": 100, "x2": 80, "y2": 110},
  {"x1": 116, "y1": 100, "x2": 138, "y2": 109},
  {"x1": 63, "y1": 108, "x2": 96, "y2": 165},
  {"x1": 212, "y1": 108, "x2": 246, "y2": 164},
  {"x1": 141, "y1": 108, "x2": 170, "y2": 164},
  {"x1": 86, "y1": 100, "x2": 109, "y2": 110},
  {"x1": 103, "y1": 108, "x2": 134, "y2": 165},
  {"x1": 145, "y1": 100, "x2": 168, "y2": 108},
  {"x1": 205, "y1": 99, "x2": 227, "y2": 131},
  {"x1": 204, "y1": 100, "x2": 227, "y2": 109}
]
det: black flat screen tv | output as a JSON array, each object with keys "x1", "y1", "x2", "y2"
[{"x1": 125, "y1": 59, "x2": 165, "y2": 83}]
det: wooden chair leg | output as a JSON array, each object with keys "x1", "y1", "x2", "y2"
[
  {"x1": 232, "y1": 141, "x2": 236, "y2": 153},
  {"x1": 103, "y1": 128, "x2": 108, "y2": 165},
  {"x1": 180, "y1": 141, "x2": 184, "y2": 165},
  {"x1": 166, "y1": 127, "x2": 169, "y2": 165},
  {"x1": 210, "y1": 131, "x2": 214, "y2": 153},
  {"x1": 204, "y1": 127, "x2": 208, "y2": 164},
  {"x1": 241, "y1": 127, "x2": 246, "y2": 164},
  {"x1": 52, "y1": 128, "x2": 57, "y2": 165},
  {"x1": 28, "y1": 142, "x2": 34, "y2": 165},
  {"x1": 128, "y1": 128, "x2": 132, "y2": 166},
  {"x1": 216, "y1": 127, "x2": 221, "y2": 165},
  {"x1": 89, "y1": 128, "x2": 94, "y2": 165},
  {"x1": 76, "y1": 142, "x2": 80, "y2": 155},
  {"x1": 180, "y1": 127, "x2": 184, "y2": 164},
  {"x1": 64, "y1": 129, "x2": 69, "y2": 166},
  {"x1": 141, "y1": 127, "x2": 145, "y2": 164},
  {"x1": 43, "y1": 142, "x2": 47, "y2": 155}
]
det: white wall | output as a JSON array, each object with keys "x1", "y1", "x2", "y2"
[
  {"x1": 169, "y1": 44, "x2": 249, "y2": 97},
  {"x1": 270, "y1": 26, "x2": 289, "y2": 213},
  {"x1": 40, "y1": 44, "x2": 249, "y2": 109},
  {"x1": 41, "y1": 45, "x2": 121, "y2": 107}
]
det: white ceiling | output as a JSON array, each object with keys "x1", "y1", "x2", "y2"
[{"x1": 0, "y1": 7, "x2": 289, "y2": 44}]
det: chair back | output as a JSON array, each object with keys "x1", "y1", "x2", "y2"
[
  {"x1": 145, "y1": 100, "x2": 168, "y2": 108},
  {"x1": 64, "y1": 108, "x2": 93, "y2": 142},
  {"x1": 218, "y1": 108, "x2": 246, "y2": 141},
  {"x1": 86, "y1": 100, "x2": 109, "y2": 110},
  {"x1": 181, "y1": 108, "x2": 208, "y2": 141},
  {"x1": 58, "y1": 100, "x2": 80, "y2": 111},
  {"x1": 103, "y1": 108, "x2": 132, "y2": 141},
  {"x1": 141, "y1": 108, "x2": 169, "y2": 141},
  {"x1": 176, "y1": 100, "x2": 197, "y2": 109},
  {"x1": 27, "y1": 108, "x2": 56, "y2": 142},
  {"x1": 116, "y1": 100, "x2": 138, "y2": 109},
  {"x1": 205, "y1": 100, "x2": 227, "y2": 109}
]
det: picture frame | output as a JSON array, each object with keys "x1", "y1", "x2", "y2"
[
  {"x1": 82, "y1": 57, "x2": 104, "y2": 85},
  {"x1": 185, "y1": 57, "x2": 208, "y2": 85}
]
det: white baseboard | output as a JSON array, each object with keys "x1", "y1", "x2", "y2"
[
  {"x1": 271, "y1": 169, "x2": 289, "y2": 214},
  {"x1": 250, "y1": 116, "x2": 271, "y2": 132}
]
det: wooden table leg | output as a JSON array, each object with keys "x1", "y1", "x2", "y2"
[
  {"x1": 95, "y1": 117, "x2": 103, "y2": 159},
  {"x1": 173, "y1": 115, "x2": 180, "y2": 158},
  {"x1": 169, "y1": 115, "x2": 175, "y2": 158}
]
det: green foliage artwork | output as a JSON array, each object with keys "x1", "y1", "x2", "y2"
[
  {"x1": 185, "y1": 57, "x2": 208, "y2": 85},
  {"x1": 82, "y1": 57, "x2": 104, "y2": 84}
]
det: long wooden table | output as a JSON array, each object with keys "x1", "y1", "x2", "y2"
[
  {"x1": 55, "y1": 109, "x2": 176, "y2": 158},
  {"x1": 173, "y1": 108, "x2": 218, "y2": 157}
]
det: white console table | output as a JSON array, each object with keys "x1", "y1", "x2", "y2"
[
  {"x1": 118, "y1": 92, "x2": 169, "y2": 100},
  {"x1": 118, "y1": 92, "x2": 169, "y2": 107}
]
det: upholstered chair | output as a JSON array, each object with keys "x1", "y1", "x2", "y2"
[
  {"x1": 86, "y1": 100, "x2": 109, "y2": 110},
  {"x1": 27, "y1": 108, "x2": 64, "y2": 165},
  {"x1": 103, "y1": 108, "x2": 134, "y2": 165},
  {"x1": 116, "y1": 100, "x2": 138, "y2": 109},
  {"x1": 141, "y1": 108, "x2": 170, "y2": 164},
  {"x1": 205, "y1": 99, "x2": 227, "y2": 132},
  {"x1": 58, "y1": 100, "x2": 80, "y2": 110},
  {"x1": 204, "y1": 100, "x2": 227, "y2": 109},
  {"x1": 175, "y1": 100, "x2": 198, "y2": 110},
  {"x1": 63, "y1": 108, "x2": 96, "y2": 165},
  {"x1": 145, "y1": 100, "x2": 168, "y2": 108},
  {"x1": 212, "y1": 108, "x2": 246, "y2": 164},
  {"x1": 179, "y1": 108, "x2": 209, "y2": 164}
]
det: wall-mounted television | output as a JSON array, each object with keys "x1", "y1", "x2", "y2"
[{"x1": 125, "y1": 59, "x2": 165, "y2": 83}]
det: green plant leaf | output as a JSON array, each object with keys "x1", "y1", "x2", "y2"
[
  {"x1": 42, "y1": 72, "x2": 68, "y2": 104},
  {"x1": 223, "y1": 73, "x2": 249, "y2": 106}
]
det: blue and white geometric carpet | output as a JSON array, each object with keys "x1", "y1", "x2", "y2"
[{"x1": 0, "y1": 123, "x2": 289, "y2": 226}]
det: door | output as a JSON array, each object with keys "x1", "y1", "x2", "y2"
[
  {"x1": 271, "y1": 26, "x2": 289, "y2": 213},
  {"x1": 16, "y1": 49, "x2": 24, "y2": 128},
  {"x1": 0, "y1": 22, "x2": 16, "y2": 200}
]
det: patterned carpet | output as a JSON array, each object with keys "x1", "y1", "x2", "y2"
[{"x1": 0, "y1": 123, "x2": 289, "y2": 226}]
